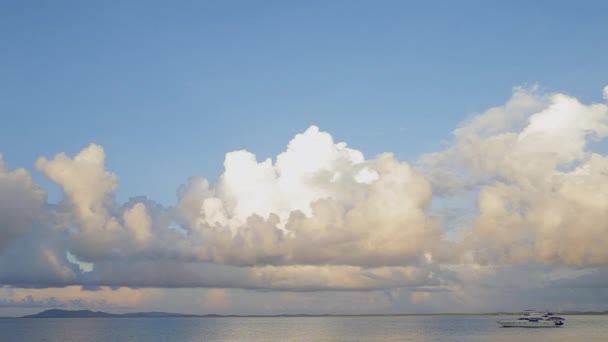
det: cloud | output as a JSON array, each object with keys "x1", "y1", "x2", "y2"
[
  {"x1": 423, "y1": 86, "x2": 608, "y2": 266},
  {"x1": 0, "y1": 239, "x2": 77, "y2": 287},
  {"x1": 0, "y1": 155, "x2": 46, "y2": 251},
  {"x1": 3, "y1": 133, "x2": 448, "y2": 290},
  {"x1": 546, "y1": 267, "x2": 608, "y2": 289},
  {"x1": 69, "y1": 261, "x2": 442, "y2": 291},
  {"x1": 176, "y1": 126, "x2": 448, "y2": 267},
  {"x1": 35, "y1": 145, "x2": 125, "y2": 261},
  {"x1": 2, "y1": 86, "x2": 608, "y2": 303},
  {"x1": 123, "y1": 203, "x2": 152, "y2": 246},
  {"x1": 203, "y1": 288, "x2": 231, "y2": 312},
  {"x1": 0, "y1": 286, "x2": 155, "y2": 310},
  {"x1": 27, "y1": 126, "x2": 446, "y2": 276},
  {"x1": 0, "y1": 294, "x2": 129, "y2": 310},
  {"x1": 0, "y1": 295, "x2": 77, "y2": 309}
]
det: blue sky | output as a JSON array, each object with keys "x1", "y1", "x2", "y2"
[
  {"x1": 2, "y1": 1, "x2": 608, "y2": 316},
  {"x1": 2, "y1": 1, "x2": 607, "y2": 204}
]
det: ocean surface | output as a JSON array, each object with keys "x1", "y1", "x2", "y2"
[{"x1": 2, "y1": 315, "x2": 607, "y2": 341}]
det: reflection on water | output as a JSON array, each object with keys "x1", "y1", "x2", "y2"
[{"x1": 1, "y1": 315, "x2": 607, "y2": 341}]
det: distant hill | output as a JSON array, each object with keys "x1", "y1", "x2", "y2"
[
  {"x1": 22, "y1": 309, "x2": 608, "y2": 319},
  {"x1": 22, "y1": 309, "x2": 201, "y2": 318}
]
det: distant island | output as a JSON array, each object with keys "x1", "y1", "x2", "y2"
[
  {"x1": 21, "y1": 309, "x2": 608, "y2": 319},
  {"x1": 22, "y1": 309, "x2": 204, "y2": 318}
]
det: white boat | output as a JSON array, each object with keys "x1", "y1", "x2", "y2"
[{"x1": 497, "y1": 310, "x2": 565, "y2": 328}]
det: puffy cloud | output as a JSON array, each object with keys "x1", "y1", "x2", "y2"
[
  {"x1": 34, "y1": 146, "x2": 175, "y2": 262},
  {"x1": 35, "y1": 145, "x2": 122, "y2": 260},
  {"x1": 0, "y1": 127, "x2": 447, "y2": 294},
  {"x1": 211, "y1": 126, "x2": 368, "y2": 226},
  {"x1": 36, "y1": 144, "x2": 118, "y2": 233},
  {"x1": 422, "y1": 88, "x2": 608, "y2": 189},
  {"x1": 0, "y1": 140, "x2": 447, "y2": 291},
  {"x1": 424, "y1": 86, "x2": 608, "y2": 266},
  {"x1": 123, "y1": 203, "x2": 152, "y2": 246},
  {"x1": 2, "y1": 86, "x2": 608, "y2": 306},
  {"x1": 28, "y1": 128, "x2": 444, "y2": 272},
  {"x1": 0, "y1": 155, "x2": 46, "y2": 251},
  {"x1": 176, "y1": 126, "x2": 447, "y2": 267},
  {"x1": 470, "y1": 154, "x2": 608, "y2": 265}
]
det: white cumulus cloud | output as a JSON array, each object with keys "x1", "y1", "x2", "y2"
[{"x1": 1, "y1": 85, "x2": 608, "y2": 297}]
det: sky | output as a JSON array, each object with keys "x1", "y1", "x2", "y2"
[{"x1": 1, "y1": 1, "x2": 608, "y2": 316}]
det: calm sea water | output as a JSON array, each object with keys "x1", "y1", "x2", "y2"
[{"x1": 1, "y1": 315, "x2": 607, "y2": 341}]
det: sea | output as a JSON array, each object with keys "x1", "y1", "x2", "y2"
[{"x1": 1, "y1": 315, "x2": 607, "y2": 341}]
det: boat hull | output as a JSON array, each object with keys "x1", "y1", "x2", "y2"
[{"x1": 498, "y1": 320, "x2": 559, "y2": 328}]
